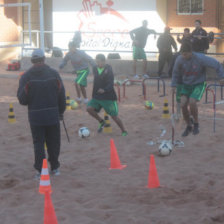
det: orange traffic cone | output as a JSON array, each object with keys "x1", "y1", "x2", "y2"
[
  {"x1": 39, "y1": 159, "x2": 52, "y2": 194},
  {"x1": 109, "y1": 139, "x2": 126, "y2": 170},
  {"x1": 44, "y1": 192, "x2": 58, "y2": 224},
  {"x1": 147, "y1": 155, "x2": 160, "y2": 188}
]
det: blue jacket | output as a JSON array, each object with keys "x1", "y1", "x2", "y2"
[
  {"x1": 172, "y1": 52, "x2": 224, "y2": 86},
  {"x1": 17, "y1": 64, "x2": 66, "y2": 126}
]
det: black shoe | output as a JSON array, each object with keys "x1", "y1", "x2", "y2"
[
  {"x1": 192, "y1": 123, "x2": 199, "y2": 135},
  {"x1": 182, "y1": 126, "x2": 192, "y2": 137},
  {"x1": 97, "y1": 120, "x2": 105, "y2": 133}
]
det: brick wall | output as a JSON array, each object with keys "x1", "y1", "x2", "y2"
[{"x1": 167, "y1": 0, "x2": 218, "y2": 28}]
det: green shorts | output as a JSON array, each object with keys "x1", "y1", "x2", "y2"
[
  {"x1": 181, "y1": 82, "x2": 207, "y2": 101},
  {"x1": 176, "y1": 84, "x2": 183, "y2": 103},
  {"x1": 87, "y1": 99, "x2": 118, "y2": 116},
  {"x1": 75, "y1": 69, "x2": 89, "y2": 87},
  {"x1": 133, "y1": 46, "x2": 146, "y2": 60}
]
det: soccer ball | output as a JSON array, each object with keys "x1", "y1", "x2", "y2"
[
  {"x1": 158, "y1": 141, "x2": 173, "y2": 156},
  {"x1": 145, "y1": 101, "x2": 154, "y2": 110},
  {"x1": 78, "y1": 127, "x2": 90, "y2": 138},
  {"x1": 70, "y1": 100, "x2": 79, "y2": 110}
]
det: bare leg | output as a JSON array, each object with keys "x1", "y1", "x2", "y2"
[
  {"x1": 189, "y1": 98, "x2": 198, "y2": 123},
  {"x1": 143, "y1": 59, "x2": 147, "y2": 74},
  {"x1": 75, "y1": 83, "x2": 81, "y2": 98},
  {"x1": 86, "y1": 106, "x2": 103, "y2": 123},
  {"x1": 181, "y1": 95, "x2": 191, "y2": 126},
  {"x1": 111, "y1": 116, "x2": 126, "y2": 133},
  {"x1": 80, "y1": 86, "x2": 87, "y2": 99}
]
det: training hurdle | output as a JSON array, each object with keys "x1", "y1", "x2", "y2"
[
  {"x1": 206, "y1": 87, "x2": 216, "y2": 132},
  {"x1": 114, "y1": 84, "x2": 121, "y2": 103},
  {"x1": 122, "y1": 79, "x2": 145, "y2": 99},
  {"x1": 204, "y1": 83, "x2": 224, "y2": 104},
  {"x1": 142, "y1": 77, "x2": 166, "y2": 100}
]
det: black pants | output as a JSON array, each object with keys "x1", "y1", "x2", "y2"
[
  {"x1": 30, "y1": 123, "x2": 61, "y2": 172},
  {"x1": 158, "y1": 51, "x2": 173, "y2": 77}
]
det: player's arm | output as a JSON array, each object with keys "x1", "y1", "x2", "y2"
[
  {"x1": 83, "y1": 52, "x2": 96, "y2": 67},
  {"x1": 129, "y1": 28, "x2": 137, "y2": 41},
  {"x1": 200, "y1": 54, "x2": 224, "y2": 80},
  {"x1": 171, "y1": 57, "x2": 181, "y2": 88},
  {"x1": 59, "y1": 53, "x2": 70, "y2": 69},
  {"x1": 171, "y1": 36, "x2": 178, "y2": 52},
  {"x1": 17, "y1": 73, "x2": 29, "y2": 105},
  {"x1": 55, "y1": 71, "x2": 66, "y2": 115}
]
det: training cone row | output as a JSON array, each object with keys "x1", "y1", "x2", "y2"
[
  {"x1": 66, "y1": 92, "x2": 71, "y2": 110},
  {"x1": 162, "y1": 98, "x2": 170, "y2": 119},
  {"x1": 8, "y1": 103, "x2": 16, "y2": 123},
  {"x1": 103, "y1": 112, "x2": 112, "y2": 133},
  {"x1": 39, "y1": 159, "x2": 58, "y2": 224},
  {"x1": 109, "y1": 139, "x2": 126, "y2": 169}
]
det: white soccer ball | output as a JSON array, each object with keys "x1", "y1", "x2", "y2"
[
  {"x1": 158, "y1": 141, "x2": 173, "y2": 156},
  {"x1": 78, "y1": 127, "x2": 90, "y2": 138}
]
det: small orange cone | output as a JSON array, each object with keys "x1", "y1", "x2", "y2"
[
  {"x1": 147, "y1": 155, "x2": 160, "y2": 188},
  {"x1": 109, "y1": 139, "x2": 126, "y2": 170},
  {"x1": 44, "y1": 192, "x2": 58, "y2": 224},
  {"x1": 39, "y1": 159, "x2": 52, "y2": 194}
]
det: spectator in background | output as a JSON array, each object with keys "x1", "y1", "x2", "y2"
[
  {"x1": 130, "y1": 20, "x2": 156, "y2": 79},
  {"x1": 177, "y1": 28, "x2": 193, "y2": 47},
  {"x1": 157, "y1": 27, "x2": 177, "y2": 77},
  {"x1": 192, "y1": 20, "x2": 209, "y2": 53}
]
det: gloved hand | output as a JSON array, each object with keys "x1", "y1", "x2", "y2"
[{"x1": 59, "y1": 114, "x2": 63, "y2": 121}]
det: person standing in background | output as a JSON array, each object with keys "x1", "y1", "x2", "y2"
[
  {"x1": 192, "y1": 20, "x2": 209, "y2": 53},
  {"x1": 157, "y1": 27, "x2": 177, "y2": 77},
  {"x1": 130, "y1": 20, "x2": 156, "y2": 79}
]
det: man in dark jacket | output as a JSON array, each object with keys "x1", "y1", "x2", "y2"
[
  {"x1": 192, "y1": 20, "x2": 209, "y2": 53},
  {"x1": 130, "y1": 20, "x2": 156, "y2": 79},
  {"x1": 17, "y1": 49, "x2": 66, "y2": 178},
  {"x1": 87, "y1": 54, "x2": 127, "y2": 136},
  {"x1": 157, "y1": 27, "x2": 177, "y2": 77}
]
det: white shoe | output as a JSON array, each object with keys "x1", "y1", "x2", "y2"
[
  {"x1": 83, "y1": 98, "x2": 89, "y2": 104},
  {"x1": 34, "y1": 172, "x2": 41, "y2": 180},
  {"x1": 134, "y1": 74, "x2": 140, "y2": 79},
  {"x1": 143, "y1": 74, "x2": 150, "y2": 79}
]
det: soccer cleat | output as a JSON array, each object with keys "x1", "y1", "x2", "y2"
[
  {"x1": 97, "y1": 120, "x2": 105, "y2": 133},
  {"x1": 122, "y1": 131, "x2": 128, "y2": 136},
  {"x1": 192, "y1": 123, "x2": 199, "y2": 135},
  {"x1": 51, "y1": 169, "x2": 60, "y2": 176},
  {"x1": 182, "y1": 126, "x2": 192, "y2": 137},
  {"x1": 76, "y1": 97, "x2": 82, "y2": 103}
]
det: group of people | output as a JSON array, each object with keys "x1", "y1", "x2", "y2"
[
  {"x1": 17, "y1": 40, "x2": 127, "y2": 178},
  {"x1": 130, "y1": 19, "x2": 210, "y2": 79},
  {"x1": 17, "y1": 19, "x2": 224, "y2": 178}
]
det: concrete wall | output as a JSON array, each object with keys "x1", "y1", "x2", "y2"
[{"x1": 156, "y1": 0, "x2": 167, "y2": 24}]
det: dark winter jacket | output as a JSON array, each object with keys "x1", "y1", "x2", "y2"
[
  {"x1": 192, "y1": 28, "x2": 209, "y2": 52},
  {"x1": 92, "y1": 64, "x2": 117, "y2": 101},
  {"x1": 157, "y1": 33, "x2": 177, "y2": 53},
  {"x1": 17, "y1": 64, "x2": 66, "y2": 126}
]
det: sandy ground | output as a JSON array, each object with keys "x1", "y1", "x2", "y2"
[{"x1": 1, "y1": 71, "x2": 224, "y2": 224}]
